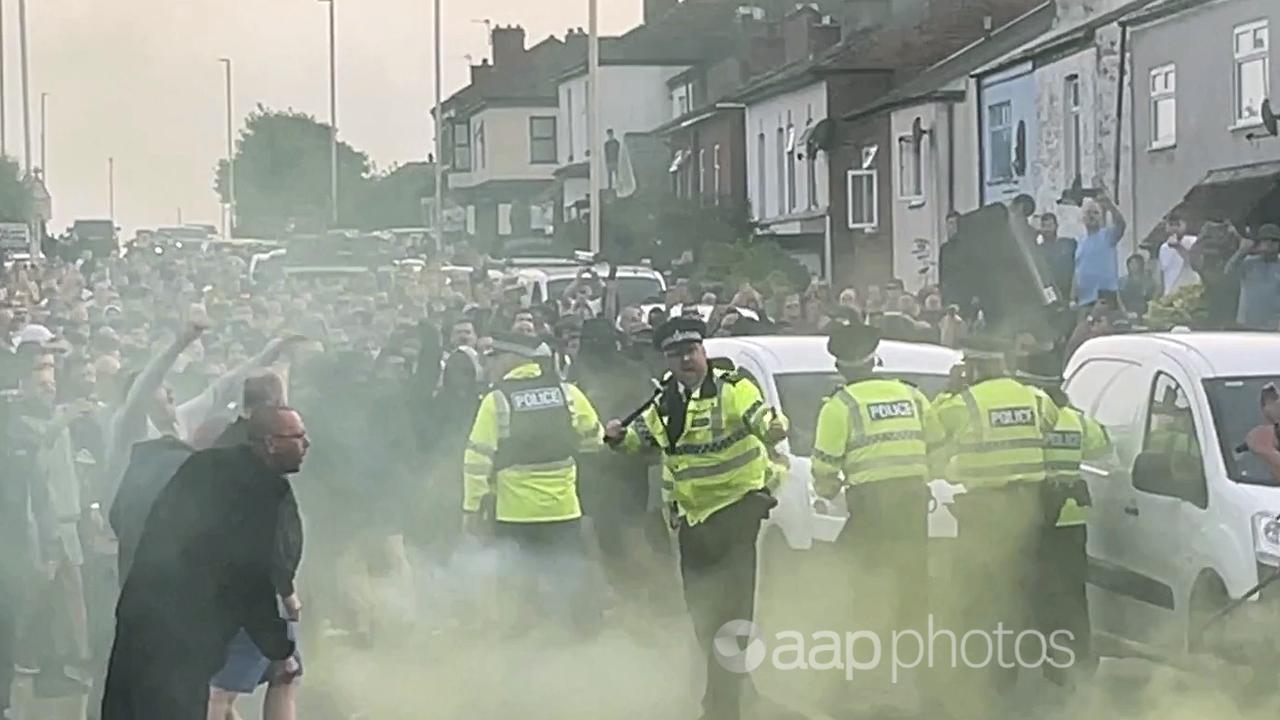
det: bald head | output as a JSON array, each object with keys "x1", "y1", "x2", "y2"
[{"x1": 247, "y1": 406, "x2": 309, "y2": 475}]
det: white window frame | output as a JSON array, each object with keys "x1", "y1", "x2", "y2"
[
  {"x1": 497, "y1": 203, "x2": 513, "y2": 236},
  {"x1": 897, "y1": 133, "x2": 924, "y2": 202},
  {"x1": 846, "y1": 169, "x2": 878, "y2": 230},
  {"x1": 1232, "y1": 19, "x2": 1270, "y2": 127},
  {"x1": 1063, "y1": 74, "x2": 1083, "y2": 180},
  {"x1": 785, "y1": 123, "x2": 797, "y2": 212},
  {"x1": 987, "y1": 101, "x2": 1014, "y2": 182},
  {"x1": 712, "y1": 144, "x2": 722, "y2": 203},
  {"x1": 1149, "y1": 64, "x2": 1177, "y2": 149},
  {"x1": 698, "y1": 148, "x2": 707, "y2": 199},
  {"x1": 756, "y1": 132, "x2": 767, "y2": 218}
]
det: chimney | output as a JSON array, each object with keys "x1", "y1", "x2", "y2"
[
  {"x1": 470, "y1": 58, "x2": 493, "y2": 86},
  {"x1": 811, "y1": 16, "x2": 840, "y2": 56},
  {"x1": 844, "y1": 0, "x2": 893, "y2": 33},
  {"x1": 491, "y1": 24, "x2": 526, "y2": 67},
  {"x1": 782, "y1": 4, "x2": 822, "y2": 63},
  {"x1": 747, "y1": 26, "x2": 785, "y2": 75},
  {"x1": 644, "y1": 0, "x2": 679, "y2": 25},
  {"x1": 565, "y1": 27, "x2": 587, "y2": 58}
]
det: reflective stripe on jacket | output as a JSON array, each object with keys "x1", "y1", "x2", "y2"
[
  {"x1": 933, "y1": 377, "x2": 1058, "y2": 489},
  {"x1": 810, "y1": 378, "x2": 943, "y2": 499},
  {"x1": 617, "y1": 368, "x2": 787, "y2": 526}
]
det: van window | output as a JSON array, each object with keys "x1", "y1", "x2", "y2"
[
  {"x1": 1205, "y1": 376, "x2": 1280, "y2": 485},
  {"x1": 1064, "y1": 359, "x2": 1134, "y2": 414},
  {"x1": 1089, "y1": 363, "x2": 1148, "y2": 469},
  {"x1": 1141, "y1": 373, "x2": 1206, "y2": 502}
]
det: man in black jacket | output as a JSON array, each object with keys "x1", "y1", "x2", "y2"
[{"x1": 101, "y1": 406, "x2": 309, "y2": 720}]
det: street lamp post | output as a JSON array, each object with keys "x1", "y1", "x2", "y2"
[
  {"x1": 18, "y1": 0, "x2": 31, "y2": 175},
  {"x1": 319, "y1": 0, "x2": 338, "y2": 228},
  {"x1": 433, "y1": 0, "x2": 444, "y2": 254},
  {"x1": 0, "y1": 0, "x2": 7, "y2": 158},
  {"x1": 219, "y1": 58, "x2": 235, "y2": 239},
  {"x1": 587, "y1": 0, "x2": 601, "y2": 255},
  {"x1": 108, "y1": 157, "x2": 115, "y2": 222}
]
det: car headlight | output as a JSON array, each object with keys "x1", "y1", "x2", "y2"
[{"x1": 1252, "y1": 512, "x2": 1280, "y2": 566}]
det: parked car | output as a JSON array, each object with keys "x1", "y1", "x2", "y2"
[
  {"x1": 702, "y1": 335, "x2": 962, "y2": 551},
  {"x1": 507, "y1": 264, "x2": 667, "y2": 314},
  {"x1": 1062, "y1": 331, "x2": 1280, "y2": 662}
]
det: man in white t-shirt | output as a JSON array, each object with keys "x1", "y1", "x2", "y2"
[{"x1": 1159, "y1": 213, "x2": 1199, "y2": 296}]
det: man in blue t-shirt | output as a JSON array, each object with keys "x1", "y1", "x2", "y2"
[{"x1": 1073, "y1": 192, "x2": 1128, "y2": 308}]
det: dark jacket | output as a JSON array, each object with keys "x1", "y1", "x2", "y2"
[
  {"x1": 114, "y1": 445, "x2": 294, "y2": 671},
  {"x1": 109, "y1": 435, "x2": 196, "y2": 580}
]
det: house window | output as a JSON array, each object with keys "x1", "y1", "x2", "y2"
[
  {"x1": 775, "y1": 127, "x2": 785, "y2": 216},
  {"x1": 988, "y1": 101, "x2": 1013, "y2": 181},
  {"x1": 529, "y1": 117, "x2": 557, "y2": 164},
  {"x1": 1150, "y1": 64, "x2": 1177, "y2": 147},
  {"x1": 1064, "y1": 75, "x2": 1083, "y2": 183},
  {"x1": 566, "y1": 88, "x2": 575, "y2": 162},
  {"x1": 847, "y1": 169, "x2": 877, "y2": 229},
  {"x1": 898, "y1": 133, "x2": 923, "y2": 200},
  {"x1": 785, "y1": 124, "x2": 797, "y2": 212},
  {"x1": 756, "y1": 132, "x2": 767, "y2": 217},
  {"x1": 452, "y1": 120, "x2": 472, "y2": 172},
  {"x1": 712, "y1": 144, "x2": 722, "y2": 202},
  {"x1": 498, "y1": 203, "x2": 513, "y2": 236},
  {"x1": 473, "y1": 121, "x2": 486, "y2": 169},
  {"x1": 806, "y1": 152, "x2": 817, "y2": 210},
  {"x1": 465, "y1": 205, "x2": 476, "y2": 235},
  {"x1": 698, "y1": 148, "x2": 707, "y2": 199},
  {"x1": 1233, "y1": 20, "x2": 1269, "y2": 124}
]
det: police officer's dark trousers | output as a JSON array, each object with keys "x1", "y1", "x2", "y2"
[
  {"x1": 1037, "y1": 524, "x2": 1091, "y2": 685},
  {"x1": 937, "y1": 483, "x2": 1044, "y2": 718},
  {"x1": 678, "y1": 493, "x2": 769, "y2": 720}
]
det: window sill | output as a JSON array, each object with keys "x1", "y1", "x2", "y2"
[
  {"x1": 1230, "y1": 118, "x2": 1264, "y2": 132},
  {"x1": 1147, "y1": 141, "x2": 1176, "y2": 152},
  {"x1": 900, "y1": 196, "x2": 926, "y2": 209},
  {"x1": 848, "y1": 224, "x2": 879, "y2": 233}
]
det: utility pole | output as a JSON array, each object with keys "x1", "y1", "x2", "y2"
[
  {"x1": 18, "y1": 0, "x2": 32, "y2": 175},
  {"x1": 433, "y1": 0, "x2": 444, "y2": 254},
  {"x1": 220, "y1": 58, "x2": 235, "y2": 239},
  {"x1": 587, "y1": 0, "x2": 601, "y2": 255},
  {"x1": 39, "y1": 91, "x2": 46, "y2": 179},
  {"x1": 319, "y1": 0, "x2": 339, "y2": 228},
  {"x1": 0, "y1": 0, "x2": 7, "y2": 158},
  {"x1": 108, "y1": 157, "x2": 115, "y2": 222}
]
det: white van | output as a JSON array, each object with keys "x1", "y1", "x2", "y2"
[{"x1": 1062, "y1": 331, "x2": 1280, "y2": 662}]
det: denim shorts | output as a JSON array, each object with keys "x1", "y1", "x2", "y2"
[{"x1": 209, "y1": 620, "x2": 301, "y2": 693}]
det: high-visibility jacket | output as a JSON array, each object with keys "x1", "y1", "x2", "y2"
[
  {"x1": 462, "y1": 362, "x2": 602, "y2": 523},
  {"x1": 810, "y1": 378, "x2": 944, "y2": 499},
  {"x1": 614, "y1": 368, "x2": 787, "y2": 526},
  {"x1": 932, "y1": 377, "x2": 1059, "y2": 488},
  {"x1": 1045, "y1": 406, "x2": 1110, "y2": 527}
]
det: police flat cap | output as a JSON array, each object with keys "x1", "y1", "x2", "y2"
[
  {"x1": 654, "y1": 317, "x2": 707, "y2": 351},
  {"x1": 490, "y1": 331, "x2": 551, "y2": 358},
  {"x1": 827, "y1": 322, "x2": 882, "y2": 363}
]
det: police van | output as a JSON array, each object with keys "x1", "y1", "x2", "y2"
[{"x1": 1063, "y1": 331, "x2": 1280, "y2": 664}]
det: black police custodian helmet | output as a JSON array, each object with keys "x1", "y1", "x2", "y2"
[
  {"x1": 827, "y1": 323, "x2": 882, "y2": 364},
  {"x1": 653, "y1": 317, "x2": 707, "y2": 352},
  {"x1": 1014, "y1": 350, "x2": 1063, "y2": 387}
]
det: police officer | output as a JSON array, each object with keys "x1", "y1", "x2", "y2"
[
  {"x1": 604, "y1": 317, "x2": 787, "y2": 720},
  {"x1": 1016, "y1": 352, "x2": 1108, "y2": 688},
  {"x1": 461, "y1": 331, "x2": 604, "y2": 633},
  {"x1": 811, "y1": 323, "x2": 943, "y2": 713},
  {"x1": 812, "y1": 323, "x2": 943, "y2": 628},
  {"x1": 930, "y1": 336, "x2": 1059, "y2": 715}
]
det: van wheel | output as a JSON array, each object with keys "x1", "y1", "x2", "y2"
[{"x1": 1187, "y1": 572, "x2": 1229, "y2": 655}]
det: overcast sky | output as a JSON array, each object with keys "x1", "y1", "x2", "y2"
[{"x1": 3, "y1": 0, "x2": 640, "y2": 237}]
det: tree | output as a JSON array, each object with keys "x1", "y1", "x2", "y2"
[
  {"x1": 350, "y1": 162, "x2": 436, "y2": 231},
  {"x1": 214, "y1": 106, "x2": 372, "y2": 236},
  {"x1": 0, "y1": 157, "x2": 33, "y2": 223}
]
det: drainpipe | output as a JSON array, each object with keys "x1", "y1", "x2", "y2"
[
  {"x1": 946, "y1": 100, "x2": 956, "y2": 214},
  {"x1": 1112, "y1": 23, "x2": 1127, "y2": 201}
]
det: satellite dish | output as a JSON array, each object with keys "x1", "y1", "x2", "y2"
[
  {"x1": 1264, "y1": 99, "x2": 1278, "y2": 137},
  {"x1": 809, "y1": 118, "x2": 837, "y2": 153}
]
